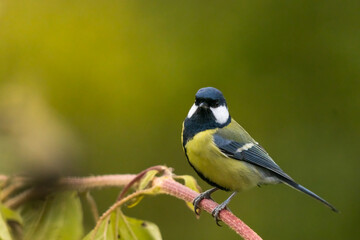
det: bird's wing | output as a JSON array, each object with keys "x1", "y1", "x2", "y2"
[
  {"x1": 214, "y1": 120, "x2": 339, "y2": 212},
  {"x1": 213, "y1": 132, "x2": 294, "y2": 181}
]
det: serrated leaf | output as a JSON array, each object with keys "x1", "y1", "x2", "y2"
[
  {"x1": 0, "y1": 205, "x2": 13, "y2": 240},
  {"x1": 127, "y1": 170, "x2": 159, "y2": 208},
  {"x1": 83, "y1": 209, "x2": 162, "y2": 240},
  {"x1": 175, "y1": 175, "x2": 201, "y2": 211},
  {"x1": 19, "y1": 191, "x2": 83, "y2": 240}
]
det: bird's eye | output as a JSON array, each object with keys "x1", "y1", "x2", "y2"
[{"x1": 213, "y1": 101, "x2": 220, "y2": 107}]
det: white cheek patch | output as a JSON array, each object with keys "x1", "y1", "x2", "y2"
[
  {"x1": 210, "y1": 105, "x2": 229, "y2": 124},
  {"x1": 187, "y1": 104, "x2": 198, "y2": 118}
]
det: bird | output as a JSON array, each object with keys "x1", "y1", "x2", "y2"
[{"x1": 181, "y1": 87, "x2": 338, "y2": 224}]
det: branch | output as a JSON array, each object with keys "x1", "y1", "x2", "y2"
[
  {"x1": 84, "y1": 192, "x2": 100, "y2": 223},
  {"x1": 0, "y1": 175, "x2": 8, "y2": 184},
  {"x1": 5, "y1": 188, "x2": 39, "y2": 209},
  {"x1": 1, "y1": 168, "x2": 262, "y2": 240},
  {"x1": 91, "y1": 188, "x2": 154, "y2": 240},
  {"x1": 153, "y1": 177, "x2": 262, "y2": 240},
  {"x1": 58, "y1": 174, "x2": 137, "y2": 191},
  {"x1": 2, "y1": 175, "x2": 137, "y2": 208}
]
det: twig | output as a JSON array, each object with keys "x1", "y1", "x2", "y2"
[
  {"x1": 117, "y1": 165, "x2": 169, "y2": 200},
  {"x1": 1, "y1": 182, "x2": 24, "y2": 201},
  {"x1": 0, "y1": 175, "x2": 8, "y2": 184},
  {"x1": 3, "y1": 175, "x2": 137, "y2": 209},
  {"x1": 5, "y1": 188, "x2": 39, "y2": 209},
  {"x1": 1, "y1": 168, "x2": 262, "y2": 240},
  {"x1": 85, "y1": 192, "x2": 99, "y2": 223},
  {"x1": 58, "y1": 174, "x2": 136, "y2": 191},
  {"x1": 153, "y1": 177, "x2": 262, "y2": 240},
  {"x1": 0, "y1": 177, "x2": 30, "y2": 201},
  {"x1": 91, "y1": 188, "x2": 154, "y2": 240}
]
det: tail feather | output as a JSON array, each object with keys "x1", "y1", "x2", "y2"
[{"x1": 280, "y1": 177, "x2": 339, "y2": 213}]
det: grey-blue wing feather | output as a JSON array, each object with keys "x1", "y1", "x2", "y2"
[
  {"x1": 213, "y1": 132, "x2": 339, "y2": 212},
  {"x1": 213, "y1": 134, "x2": 293, "y2": 181}
]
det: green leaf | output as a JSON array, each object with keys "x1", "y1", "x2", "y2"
[
  {"x1": 0, "y1": 205, "x2": 22, "y2": 225},
  {"x1": 138, "y1": 170, "x2": 159, "y2": 190},
  {"x1": 175, "y1": 175, "x2": 201, "y2": 212},
  {"x1": 127, "y1": 170, "x2": 159, "y2": 208},
  {"x1": 83, "y1": 209, "x2": 162, "y2": 240},
  {"x1": 82, "y1": 214, "x2": 115, "y2": 240},
  {"x1": 179, "y1": 175, "x2": 201, "y2": 193},
  {"x1": 0, "y1": 207, "x2": 13, "y2": 240},
  {"x1": 19, "y1": 191, "x2": 83, "y2": 240},
  {"x1": 118, "y1": 210, "x2": 162, "y2": 240}
]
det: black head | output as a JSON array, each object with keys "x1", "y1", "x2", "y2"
[
  {"x1": 195, "y1": 87, "x2": 227, "y2": 108},
  {"x1": 182, "y1": 87, "x2": 231, "y2": 145}
]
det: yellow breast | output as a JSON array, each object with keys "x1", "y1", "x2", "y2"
[{"x1": 185, "y1": 130, "x2": 262, "y2": 192}]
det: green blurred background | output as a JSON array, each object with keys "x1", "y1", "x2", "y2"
[{"x1": 0, "y1": 0, "x2": 359, "y2": 239}]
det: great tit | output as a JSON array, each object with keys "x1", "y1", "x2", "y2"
[{"x1": 181, "y1": 87, "x2": 338, "y2": 224}]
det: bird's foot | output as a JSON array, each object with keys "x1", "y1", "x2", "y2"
[
  {"x1": 193, "y1": 188, "x2": 217, "y2": 215},
  {"x1": 212, "y1": 203, "x2": 231, "y2": 226},
  {"x1": 211, "y1": 191, "x2": 237, "y2": 226}
]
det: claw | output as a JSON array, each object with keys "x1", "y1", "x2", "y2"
[
  {"x1": 211, "y1": 191, "x2": 237, "y2": 226},
  {"x1": 192, "y1": 188, "x2": 218, "y2": 215},
  {"x1": 211, "y1": 203, "x2": 229, "y2": 226},
  {"x1": 192, "y1": 194, "x2": 203, "y2": 215}
]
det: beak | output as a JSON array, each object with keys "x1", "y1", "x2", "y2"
[{"x1": 199, "y1": 102, "x2": 209, "y2": 109}]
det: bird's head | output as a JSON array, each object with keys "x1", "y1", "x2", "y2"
[{"x1": 186, "y1": 87, "x2": 230, "y2": 126}]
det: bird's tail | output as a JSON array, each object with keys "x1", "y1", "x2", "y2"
[{"x1": 280, "y1": 177, "x2": 339, "y2": 213}]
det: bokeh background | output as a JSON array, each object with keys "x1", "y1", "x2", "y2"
[{"x1": 0, "y1": 0, "x2": 359, "y2": 239}]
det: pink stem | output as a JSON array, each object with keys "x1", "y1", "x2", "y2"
[
  {"x1": 58, "y1": 174, "x2": 137, "y2": 190},
  {"x1": 155, "y1": 177, "x2": 262, "y2": 240},
  {"x1": 3, "y1": 170, "x2": 262, "y2": 239}
]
